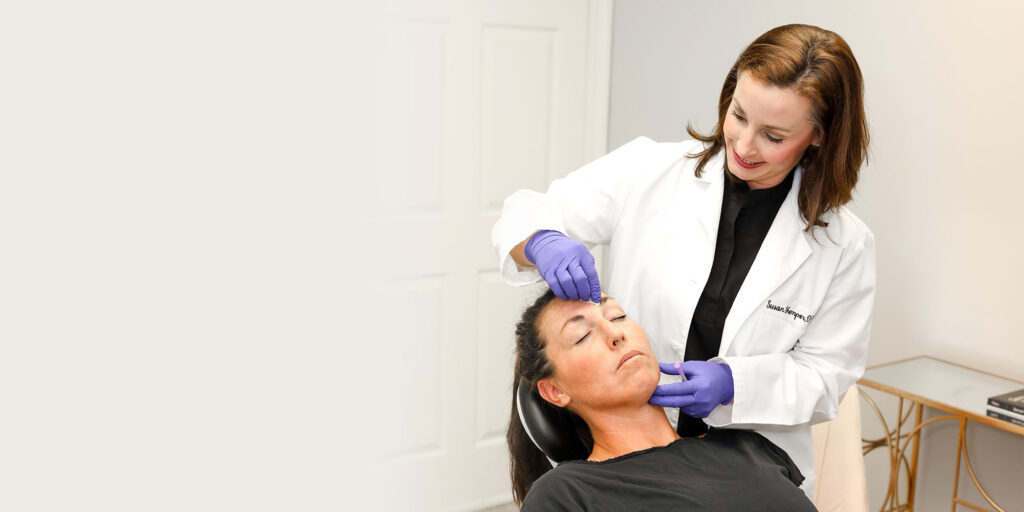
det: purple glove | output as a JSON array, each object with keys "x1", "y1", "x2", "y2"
[
  {"x1": 648, "y1": 360, "x2": 734, "y2": 418},
  {"x1": 524, "y1": 230, "x2": 601, "y2": 303}
]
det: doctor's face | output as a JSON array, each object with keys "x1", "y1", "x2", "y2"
[
  {"x1": 723, "y1": 72, "x2": 822, "y2": 190},
  {"x1": 535, "y1": 295, "x2": 660, "y2": 415}
]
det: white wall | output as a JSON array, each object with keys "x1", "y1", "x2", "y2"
[
  {"x1": 609, "y1": 0, "x2": 1024, "y2": 508},
  {"x1": 2, "y1": 2, "x2": 383, "y2": 510}
]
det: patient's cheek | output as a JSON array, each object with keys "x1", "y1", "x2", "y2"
[
  {"x1": 564, "y1": 356, "x2": 600, "y2": 385},
  {"x1": 577, "y1": 360, "x2": 603, "y2": 384}
]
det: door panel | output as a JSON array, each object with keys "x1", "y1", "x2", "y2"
[{"x1": 371, "y1": 2, "x2": 610, "y2": 509}]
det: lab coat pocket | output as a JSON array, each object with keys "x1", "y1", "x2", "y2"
[{"x1": 749, "y1": 311, "x2": 806, "y2": 355}]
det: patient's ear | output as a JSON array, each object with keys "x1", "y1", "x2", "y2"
[{"x1": 536, "y1": 377, "x2": 571, "y2": 408}]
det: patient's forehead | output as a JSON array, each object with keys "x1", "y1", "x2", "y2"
[{"x1": 537, "y1": 294, "x2": 619, "y2": 336}]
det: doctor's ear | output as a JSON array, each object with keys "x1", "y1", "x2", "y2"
[{"x1": 536, "y1": 378, "x2": 571, "y2": 408}]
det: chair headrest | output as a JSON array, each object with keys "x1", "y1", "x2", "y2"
[{"x1": 515, "y1": 379, "x2": 589, "y2": 463}]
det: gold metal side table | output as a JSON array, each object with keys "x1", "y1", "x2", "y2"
[{"x1": 858, "y1": 356, "x2": 1024, "y2": 512}]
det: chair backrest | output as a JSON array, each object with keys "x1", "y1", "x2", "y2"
[{"x1": 515, "y1": 379, "x2": 589, "y2": 463}]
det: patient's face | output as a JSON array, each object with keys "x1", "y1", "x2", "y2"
[{"x1": 537, "y1": 295, "x2": 660, "y2": 412}]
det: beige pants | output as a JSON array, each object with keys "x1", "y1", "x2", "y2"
[{"x1": 812, "y1": 384, "x2": 869, "y2": 511}]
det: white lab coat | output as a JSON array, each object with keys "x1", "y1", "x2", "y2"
[{"x1": 491, "y1": 136, "x2": 875, "y2": 498}]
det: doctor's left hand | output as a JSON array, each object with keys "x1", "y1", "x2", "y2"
[{"x1": 648, "y1": 361, "x2": 734, "y2": 418}]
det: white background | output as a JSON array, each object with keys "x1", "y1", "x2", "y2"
[
  {"x1": 2, "y1": 1, "x2": 611, "y2": 510},
  {"x1": 2, "y1": 2, "x2": 381, "y2": 510}
]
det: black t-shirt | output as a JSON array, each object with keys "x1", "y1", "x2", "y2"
[{"x1": 520, "y1": 428, "x2": 813, "y2": 512}]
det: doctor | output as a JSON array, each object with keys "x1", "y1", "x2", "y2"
[{"x1": 491, "y1": 24, "x2": 874, "y2": 498}]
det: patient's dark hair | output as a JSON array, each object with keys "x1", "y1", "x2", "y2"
[{"x1": 507, "y1": 289, "x2": 593, "y2": 505}]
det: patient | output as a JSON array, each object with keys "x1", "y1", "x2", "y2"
[{"x1": 508, "y1": 290, "x2": 815, "y2": 511}]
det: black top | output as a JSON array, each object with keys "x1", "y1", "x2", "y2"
[
  {"x1": 520, "y1": 428, "x2": 812, "y2": 512},
  {"x1": 678, "y1": 168, "x2": 795, "y2": 437}
]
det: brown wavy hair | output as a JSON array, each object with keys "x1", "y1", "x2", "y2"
[{"x1": 687, "y1": 24, "x2": 869, "y2": 231}]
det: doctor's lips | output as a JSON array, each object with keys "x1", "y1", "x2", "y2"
[
  {"x1": 732, "y1": 147, "x2": 765, "y2": 169},
  {"x1": 617, "y1": 350, "x2": 644, "y2": 370}
]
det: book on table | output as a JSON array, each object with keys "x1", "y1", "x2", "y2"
[
  {"x1": 987, "y1": 406, "x2": 1024, "y2": 428},
  {"x1": 988, "y1": 388, "x2": 1024, "y2": 416}
]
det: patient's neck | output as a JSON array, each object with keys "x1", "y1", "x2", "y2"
[{"x1": 582, "y1": 402, "x2": 680, "y2": 462}]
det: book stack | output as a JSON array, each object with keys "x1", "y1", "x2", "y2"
[{"x1": 987, "y1": 389, "x2": 1024, "y2": 427}]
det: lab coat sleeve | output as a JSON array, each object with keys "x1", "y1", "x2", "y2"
[
  {"x1": 491, "y1": 136, "x2": 658, "y2": 285},
  {"x1": 709, "y1": 229, "x2": 876, "y2": 427}
]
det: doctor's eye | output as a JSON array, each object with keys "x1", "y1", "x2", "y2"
[
  {"x1": 764, "y1": 133, "x2": 783, "y2": 144},
  {"x1": 731, "y1": 111, "x2": 746, "y2": 122}
]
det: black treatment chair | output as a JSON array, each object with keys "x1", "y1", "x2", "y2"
[{"x1": 515, "y1": 379, "x2": 589, "y2": 463}]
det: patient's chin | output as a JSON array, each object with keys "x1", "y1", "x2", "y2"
[
  {"x1": 623, "y1": 364, "x2": 660, "y2": 401},
  {"x1": 639, "y1": 373, "x2": 660, "y2": 398}
]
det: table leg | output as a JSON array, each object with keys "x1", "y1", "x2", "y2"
[
  {"x1": 951, "y1": 418, "x2": 965, "y2": 512},
  {"x1": 959, "y1": 422, "x2": 1006, "y2": 512},
  {"x1": 859, "y1": 388, "x2": 961, "y2": 512},
  {"x1": 908, "y1": 403, "x2": 923, "y2": 511}
]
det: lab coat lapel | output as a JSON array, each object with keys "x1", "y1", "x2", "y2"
[
  {"x1": 694, "y1": 151, "x2": 725, "y2": 238},
  {"x1": 719, "y1": 168, "x2": 812, "y2": 356}
]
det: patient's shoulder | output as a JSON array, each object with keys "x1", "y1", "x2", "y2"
[{"x1": 520, "y1": 466, "x2": 590, "y2": 512}]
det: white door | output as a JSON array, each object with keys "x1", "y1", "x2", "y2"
[{"x1": 369, "y1": 1, "x2": 612, "y2": 510}]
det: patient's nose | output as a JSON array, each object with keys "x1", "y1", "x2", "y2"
[{"x1": 603, "y1": 322, "x2": 624, "y2": 348}]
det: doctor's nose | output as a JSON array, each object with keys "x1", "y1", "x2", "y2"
[{"x1": 733, "y1": 130, "x2": 756, "y2": 158}]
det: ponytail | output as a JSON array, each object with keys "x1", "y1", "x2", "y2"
[{"x1": 507, "y1": 389, "x2": 553, "y2": 504}]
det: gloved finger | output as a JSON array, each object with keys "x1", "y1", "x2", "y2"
[
  {"x1": 543, "y1": 270, "x2": 568, "y2": 300},
  {"x1": 678, "y1": 360, "x2": 707, "y2": 380},
  {"x1": 579, "y1": 253, "x2": 602, "y2": 303},
  {"x1": 569, "y1": 263, "x2": 591, "y2": 303},
  {"x1": 680, "y1": 404, "x2": 714, "y2": 418},
  {"x1": 650, "y1": 380, "x2": 698, "y2": 397},
  {"x1": 554, "y1": 265, "x2": 579, "y2": 301},
  {"x1": 659, "y1": 362, "x2": 682, "y2": 375},
  {"x1": 648, "y1": 394, "x2": 697, "y2": 408}
]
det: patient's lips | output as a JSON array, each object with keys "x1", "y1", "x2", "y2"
[{"x1": 617, "y1": 350, "x2": 644, "y2": 370}]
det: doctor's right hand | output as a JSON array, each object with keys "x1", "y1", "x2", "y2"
[
  {"x1": 524, "y1": 230, "x2": 601, "y2": 303},
  {"x1": 649, "y1": 361, "x2": 734, "y2": 418}
]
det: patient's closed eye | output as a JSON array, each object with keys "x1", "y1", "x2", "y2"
[{"x1": 576, "y1": 315, "x2": 627, "y2": 343}]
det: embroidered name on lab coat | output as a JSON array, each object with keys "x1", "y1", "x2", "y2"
[{"x1": 766, "y1": 300, "x2": 814, "y2": 323}]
